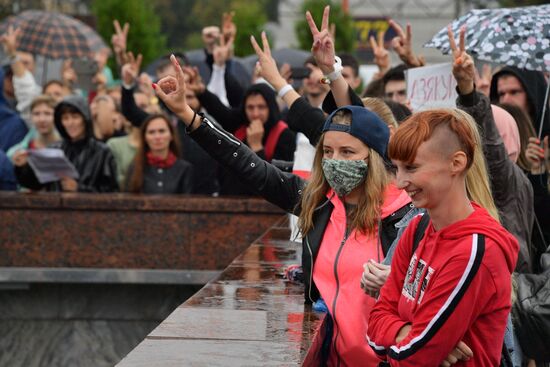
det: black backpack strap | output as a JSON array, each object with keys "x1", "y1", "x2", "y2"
[{"x1": 412, "y1": 213, "x2": 431, "y2": 254}]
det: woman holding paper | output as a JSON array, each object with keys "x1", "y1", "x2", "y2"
[{"x1": 14, "y1": 95, "x2": 118, "y2": 192}]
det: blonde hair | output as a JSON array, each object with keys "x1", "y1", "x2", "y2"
[
  {"x1": 298, "y1": 110, "x2": 391, "y2": 236},
  {"x1": 460, "y1": 110, "x2": 500, "y2": 223},
  {"x1": 361, "y1": 97, "x2": 399, "y2": 130}
]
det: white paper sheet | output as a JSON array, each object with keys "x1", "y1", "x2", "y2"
[{"x1": 27, "y1": 148, "x2": 79, "y2": 184}]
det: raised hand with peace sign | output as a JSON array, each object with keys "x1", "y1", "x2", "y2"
[
  {"x1": 448, "y1": 25, "x2": 475, "y2": 95},
  {"x1": 250, "y1": 31, "x2": 301, "y2": 106},
  {"x1": 369, "y1": 30, "x2": 390, "y2": 79},
  {"x1": 306, "y1": 5, "x2": 336, "y2": 75},
  {"x1": 121, "y1": 51, "x2": 143, "y2": 87},
  {"x1": 388, "y1": 20, "x2": 425, "y2": 68},
  {"x1": 111, "y1": 20, "x2": 130, "y2": 66}
]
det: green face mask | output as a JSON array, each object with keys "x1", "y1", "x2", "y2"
[{"x1": 322, "y1": 158, "x2": 369, "y2": 197}]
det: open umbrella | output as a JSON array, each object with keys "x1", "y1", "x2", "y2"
[
  {"x1": 426, "y1": 5, "x2": 550, "y2": 72},
  {"x1": 0, "y1": 10, "x2": 108, "y2": 59},
  {"x1": 425, "y1": 4, "x2": 550, "y2": 138}
]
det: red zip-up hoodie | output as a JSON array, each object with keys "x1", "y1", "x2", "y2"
[
  {"x1": 313, "y1": 183, "x2": 411, "y2": 366},
  {"x1": 367, "y1": 203, "x2": 518, "y2": 366}
]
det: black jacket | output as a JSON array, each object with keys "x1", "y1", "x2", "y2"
[
  {"x1": 15, "y1": 96, "x2": 118, "y2": 192},
  {"x1": 126, "y1": 159, "x2": 193, "y2": 194},
  {"x1": 188, "y1": 115, "x2": 409, "y2": 303},
  {"x1": 198, "y1": 83, "x2": 296, "y2": 195},
  {"x1": 489, "y1": 66, "x2": 550, "y2": 138},
  {"x1": 457, "y1": 90, "x2": 534, "y2": 273},
  {"x1": 121, "y1": 86, "x2": 219, "y2": 195}
]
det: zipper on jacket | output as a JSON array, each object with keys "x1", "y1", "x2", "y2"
[
  {"x1": 331, "y1": 226, "x2": 350, "y2": 367},
  {"x1": 305, "y1": 236, "x2": 314, "y2": 303},
  {"x1": 203, "y1": 117, "x2": 241, "y2": 145}
]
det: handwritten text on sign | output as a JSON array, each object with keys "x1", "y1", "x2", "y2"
[{"x1": 405, "y1": 63, "x2": 458, "y2": 111}]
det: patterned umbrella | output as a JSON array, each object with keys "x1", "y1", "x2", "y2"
[
  {"x1": 0, "y1": 10, "x2": 108, "y2": 59},
  {"x1": 424, "y1": 4, "x2": 550, "y2": 72}
]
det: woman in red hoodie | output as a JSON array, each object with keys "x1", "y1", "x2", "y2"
[{"x1": 366, "y1": 106, "x2": 519, "y2": 366}]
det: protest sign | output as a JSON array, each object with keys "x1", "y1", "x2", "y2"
[{"x1": 405, "y1": 62, "x2": 458, "y2": 111}]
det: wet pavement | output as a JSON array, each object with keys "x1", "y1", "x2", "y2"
[{"x1": 116, "y1": 219, "x2": 326, "y2": 366}]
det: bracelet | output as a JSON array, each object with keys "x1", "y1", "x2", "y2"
[
  {"x1": 319, "y1": 56, "x2": 343, "y2": 85},
  {"x1": 190, "y1": 111, "x2": 197, "y2": 126},
  {"x1": 277, "y1": 84, "x2": 294, "y2": 99}
]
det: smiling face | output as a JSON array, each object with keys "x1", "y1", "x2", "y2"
[
  {"x1": 31, "y1": 103, "x2": 55, "y2": 135},
  {"x1": 144, "y1": 117, "x2": 173, "y2": 155},
  {"x1": 61, "y1": 111, "x2": 86, "y2": 141},
  {"x1": 393, "y1": 125, "x2": 468, "y2": 209}
]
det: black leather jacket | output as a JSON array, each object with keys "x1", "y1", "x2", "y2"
[{"x1": 189, "y1": 116, "x2": 410, "y2": 303}]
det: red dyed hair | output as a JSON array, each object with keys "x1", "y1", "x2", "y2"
[{"x1": 389, "y1": 109, "x2": 476, "y2": 169}]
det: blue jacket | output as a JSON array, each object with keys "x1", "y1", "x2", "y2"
[
  {"x1": 0, "y1": 149, "x2": 16, "y2": 190},
  {"x1": 0, "y1": 67, "x2": 28, "y2": 152}
]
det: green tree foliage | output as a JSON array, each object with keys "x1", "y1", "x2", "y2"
[
  {"x1": 92, "y1": 0, "x2": 166, "y2": 74},
  {"x1": 188, "y1": 0, "x2": 267, "y2": 57},
  {"x1": 232, "y1": 0, "x2": 268, "y2": 57},
  {"x1": 295, "y1": 0, "x2": 354, "y2": 53}
]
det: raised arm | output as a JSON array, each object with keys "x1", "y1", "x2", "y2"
[
  {"x1": 307, "y1": 6, "x2": 351, "y2": 107},
  {"x1": 120, "y1": 52, "x2": 149, "y2": 127},
  {"x1": 450, "y1": 26, "x2": 534, "y2": 273},
  {"x1": 154, "y1": 55, "x2": 304, "y2": 212},
  {"x1": 388, "y1": 20, "x2": 425, "y2": 68}
]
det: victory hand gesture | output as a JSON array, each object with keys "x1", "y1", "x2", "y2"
[
  {"x1": 213, "y1": 32, "x2": 234, "y2": 67},
  {"x1": 154, "y1": 55, "x2": 195, "y2": 126},
  {"x1": 111, "y1": 20, "x2": 129, "y2": 66},
  {"x1": 306, "y1": 6, "x2": 336, "y2": 75},
  {"x1": 389, "y1": 20, "x2": 424, "y2": 67},
  {"x1": 250, "y1": 31, "x2": 287, "y2": 90},
  {"x1": 449, "y1": 25, "x2": 475, "y2": 95},
  {"x1": 0, "y1": 26, "x2": 20, "y2": 57},
  {"x1": 369, "y1": 30, "x2": 390, "y2": 78},
  {"x1": 121, "y1": 51, "x2": 142, "y2": 86}
]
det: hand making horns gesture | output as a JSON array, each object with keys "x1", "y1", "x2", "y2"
[
  {"x1": 306, "y1": 5, "x2": 336, "y2": 75},
  {"x1": 448, "y1": 25, "x2": 475, "y2": 95},
  {"x1": 154, "y1": 55, "x2": 196, "y2": 127}
]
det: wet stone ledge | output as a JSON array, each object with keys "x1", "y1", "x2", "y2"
[
  {"x1": 117, "y1": 219, "x2": 326, "y2": 366},
  {"x1": 0, "y1": 192, "x2": 284, "y2": 271}
]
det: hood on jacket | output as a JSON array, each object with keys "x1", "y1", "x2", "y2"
[
  {"x1": 491, "y1": 104, "x2": 521, "y2": 163},
  {"x1": 54, "y1": 95, "x2": 94, "y2": 142},
  {"x1": 437, "y1": 202, "x2": 519, "y2": 273},
  {"x1": 241, "y1": 83, "x2": 281, "y2": 135},
  {"x1": 489, "y1": 66, "x2": 549, "y2": 137}
]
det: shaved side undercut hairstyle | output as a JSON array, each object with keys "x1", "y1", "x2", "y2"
[{"x1": 389, "y1": 109, "x2": 477, "y2": 170}]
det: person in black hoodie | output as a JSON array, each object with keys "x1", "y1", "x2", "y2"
[
  {"x1": 14, "y1": 95, "x2": 119, "y2": 192},
  {"x1": 490, "y1": 66, "x2": 549, "y2": 139},
  {"x1": 195, "y1": 82, "x2": 296, "y2": 195}
]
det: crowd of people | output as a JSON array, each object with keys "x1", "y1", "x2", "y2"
[{"x1": 1, "y1": 6, "x2": 549, "y2": 367}]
